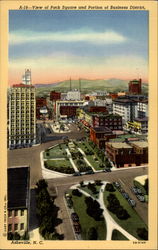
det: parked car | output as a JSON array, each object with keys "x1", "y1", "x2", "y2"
[
  {"x1": 122, "y1": 192, "x2": 129, "y2": 199},
  {"x1": 128, "y1": 198, "x2": 136, "y2": 207},
  {"x1": 73, "y1": 172, "x2": 81, "y2": 176},
  {"x1": 113, "y1": 182, "x2": 121, "y2": 188},
  {"x1": 71, "y1": 213, "x2": 79, "y2": 222},
  {"x1": 105, "y1": 168, "x2": 111, "y2": 172},
  {"x1": 73, "y1": 224, "x2": 81, "y2": 234},
  {"x1": 85, "y1": 170, "x2": 94, "y2": 175},
  {"x1": 131, "y1": 186, "x2": 138, "y2": 194},
  {"x1": 136, "y1": 188, "x2": 142, "y2": 194},
  {"x1": 136, "y1": 195, "x2": 145, "y2": 202}
]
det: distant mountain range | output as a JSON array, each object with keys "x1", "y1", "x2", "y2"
[{"x1": 35, "y1": 78, "x2": 148, "y2": 97}]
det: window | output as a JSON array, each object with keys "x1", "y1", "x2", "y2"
[
  {"x1": 14, "y1": 210, "x2": 18, "y2": 216},
  {"x1": 14, "y1": 224, "x2": 18, "y2": 231},
  {"x1": 20, "y1": 223, "x2": 24, "y2": 230},
  {"x1": 8, "y1": 210, "x2": 12, "y2": 217},
  {"x1": 21, "y1": 210, "x2": 24, "y2": 216},
  {"x1": 8, "y1": 224, "x2": 12, "y2": 232}
]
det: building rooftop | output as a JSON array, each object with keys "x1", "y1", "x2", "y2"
[
  {"x1": 134, "y1": 117, "x2": 148, "y2": 122},
  {"x1": 92, "y1": 127, "x2": 113, "y2": 133},
  {"x1": 130, "y1": 141, "x2": 148, "y2": 148},
  {"x1": 12, "y1": 84, "x2": 34, "y2": 88},
  {"x1": 8, "y1": 166, "x2": 30, "y2": 209},
  {"x1": 107, "y1": 142, "x2": 132, "y2": 149}
]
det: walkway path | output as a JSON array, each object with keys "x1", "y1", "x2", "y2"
[
  {"x1": 78, "y1": 148, "x2": 96, "y2": 172},
  {"x1": 65, "y1": 148, "x2": 79, "y2": 173},
  {"x1": 70, "y1": 182, "x2": 137, "y2": 241}
]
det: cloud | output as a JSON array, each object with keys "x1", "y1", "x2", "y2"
[{"x1": 9, "y1": 29, "x2": 127, "y2": 45}]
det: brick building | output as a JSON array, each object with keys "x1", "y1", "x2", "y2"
[
  {"x1": 7, "y1": 166, "x2": 30, "y2": 238},
  {"x1": 90, "y1": 127, "x2": 116, "y2": 149},
  {"x1": 50, "y1": 91, "x2": 61, "y2": 101},
  {"x1": 106, "y1": 141, "x2": 148, "y2": 168},
  {"x1": 36, "y1": 97, "x2": 47, "y2": 119},
  {"x1": 129, "y1": 79, "x2": 142, "y2": 95},
  {"x1": 93, "y1": 114, "x2": 122, "y2": 130}
]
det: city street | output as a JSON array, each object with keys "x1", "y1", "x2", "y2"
[
  {"x1": 8, "y1": 122, "x2": 148, "y2": 240},
  {"x1": 47, "y1": 166, "x2": 148, "y2": 240},
  {"x1": 8, "y1": 123, "x2": 85, "y2": 186}
]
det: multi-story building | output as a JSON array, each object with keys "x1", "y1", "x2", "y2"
[
  {"x1": 22, "y1": 69, "x2": 31, "y2": 85},
  {"x1": 66, "y1": 89, "x2": 81, "y2": 101},
  {"x1": 93, "y1": 114, "x2": 122, "y2": 130},
  {"x1": 90, "y1": 127, "x2": 116, "y2": 149},
  {"x1": 128, "y1": 79, "x2": 142, "y2": 95},
  {"x1": 7, "y1": 166, "x2": 30, "y2": 238},
  {"x1": 126, "y1": 117, "x2": 148, "y2": 134},
  {"x1": 106, "y1": 140, "x2": 148, "y2": 168},
  {"x1": 113, "y1": 97, "x2": 137, "y2": 124},
  {"x1": 137, "y1": 99, "x2": 148, "y2": 118},
  {"x1": 55, "y1": 100, "x2": 85, "y2": 119},
  {"x1": 36, "y1": 97, "x2": 47, "y2": 119},
  {"x1": 50, "y1": 91, "x2": 61, "y2": 101},
  {"x1": 8, "y1": 84, "x2": 36, "y2": 149}
]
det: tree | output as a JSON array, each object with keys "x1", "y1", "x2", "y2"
[
  {"x1": 95, "y1": 180, "x2": 102, "y2": 186},
  {"x1": 72, "y1": 189, "x2": 82, "y2": 197},
  {"x1": 80, "y1": 181, "x2": 84, "y2": 187},
  {"x1": 144, "y1": 179, "x2": 148, "y2": 195},
  {"x1": 105, "y1": 183, "x2": 115, "y2": 192},
  {"x1": 36, "y1": 179, "x2": 48, "y2": 190},
  {"x1": 137, "y1": 228, "x2": 148, "y2": 240},
  {"x1": 87, "y1": 227, "x2": 98, "y2": 240}
]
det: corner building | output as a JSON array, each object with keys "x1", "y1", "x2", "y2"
[{"x1": 8, "y1": 84, "x2": 36, "y2": 149}]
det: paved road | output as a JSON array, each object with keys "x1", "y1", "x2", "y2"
[
  {"x1": 46, "y1": 167, "x2": 148, "y2": 240},
  {"x1": 8, "y1": 123, "x2": 148, "y2": 240},
  {"x1": 8, "y1": 123, "x2": 85, "y2": 186}
]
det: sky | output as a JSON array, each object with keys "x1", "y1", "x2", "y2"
[{"x1": 9, "y1": 10, "x2": 148, "y2": 85}]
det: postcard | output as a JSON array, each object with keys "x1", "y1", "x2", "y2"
[{"x1": 0, "y1": 0, "x2": 157, "y2": 249}]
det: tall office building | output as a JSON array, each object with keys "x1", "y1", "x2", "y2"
[
  {"x1": 22, "y1": 69, "x2": 32, "y2": 85},
  {"x1": 8, "y1": 82, "x2": 36, "y2": 149}
]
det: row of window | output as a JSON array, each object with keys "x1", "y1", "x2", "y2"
[
  {"x1": 8, "y1": 223, "x2": 24, "y2": 232},
  {"x1": 8, "y1": 209, "x2": 24, "y2": 217}
]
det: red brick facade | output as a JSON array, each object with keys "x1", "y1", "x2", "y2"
[
  {"x1": 93, "y1": 114, "x2": 122, "y2": 130},
  {"x1": 60, "y1": 106, "x2": 78, "y2": 117},
  {"x1": 129, "y1": 79, "x2": 142, "y2": 95},
  {"x1": 90, "y1": 127, "x2": 116, "y2": 149},
  {"x1": 50, "y1": 91, "x2": 61, "y2": 101}
]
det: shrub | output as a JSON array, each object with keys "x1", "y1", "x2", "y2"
[
  {"x1": 87, "y1": 227, "x2": 98, "y2": 240},
  {"x1": 137, "y1": 228, "x2": 148, "y2": 240},
  {"x1": 72, "y1": 189, "x2": 82, "y2": 197},
  {"x1": 105, "y1": 183, "x2": 115, "y2": 192}
]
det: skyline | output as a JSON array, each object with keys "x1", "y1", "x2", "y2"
[{"x1": 9, "y1": 10, "x2": 148, "y2": 85}]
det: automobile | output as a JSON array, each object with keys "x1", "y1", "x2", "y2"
[
  {"x1": 105, "y1": 168, "x2": 111, "y2": 172},
  {"x1": 71, "y1": 213, "x2": 79, "y2": 222},
  {"x1": 73, "y1": 172, "x2": 81, "y2": 176},
  {"x1": 103, "y1": 169, "x2": 107, "y2": 173},
  {"x1": 85, "y1": 170, "x2": 94, "y2": 175},
  {"x1": 67, "y1": 199, "x2": 73, "y2": 208},
  {"x1": 128, "y1": 199, "x2": 136, "y2": 207},
  {"x1": 73, "y1": 224, "x2": 81, "y2": 234},
  {"x1": 119, "y1": 188, "x2": 125, "y2": 193},
  {"x1": 136, "y1": 195, "x2": 145, "y2": 202},
  {"x1": 131, "y1": 187, "x2": 138, "y2": 194},
  {"x1": 122, "y1": 192, "x2": 129, "y2": 199},
  {"x1": 113, "y1": 182, "x2": 121, "y2": 188},
  {"x1": 136, "y1": 188, "x2": 142, "y2": 194}
]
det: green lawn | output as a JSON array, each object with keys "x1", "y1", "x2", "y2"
[
  {"x1": 112, "y1": 229, "x2": 129, "y2": 240},
  {"x1": 104, "y1": 186, "x2": 148, "y2": 239},
  {"x1": 79, "y1": 185, "x2": 101, "y2": 199},
  {"x1": 70, "y1": 191, "x2": 107, "y2": 240},
  {"x1": 43, "y1": 144, "x2": 67, "y2": 159},
  {"x1": 77, "y1": 142, "x2": 104, "y2": 170},
  {"x1": 46, "y1": 159, "x2": 73, "y2": 168}
]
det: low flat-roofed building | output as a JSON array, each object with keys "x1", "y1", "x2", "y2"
[
  {"x1": 7, "y1": 166, "x2": 30, "y2": 238},
  {"x1": 106, "y1": 140, "x2": 148, "y2": 168},
  {"x1": 90, "y1": 127, "x2": 116, "y2": 149}
]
